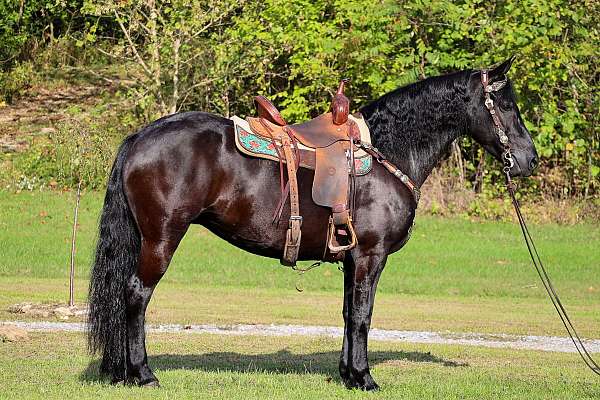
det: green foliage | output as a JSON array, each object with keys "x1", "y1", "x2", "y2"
[
  {"x1": 0, "y1": 0, "x2": 597, "y2": 198},
  {"x1": 3, "y1": 119, "x2": 121, "y2": 191},
  {"x1": 217, "y1": 0, "x2": 413, "y2": 120},
  {"x1": 9, "y1": 142, "x2": 59, "y2": 190},
  {"x1": 50, "y1": 120, "x2": 119, "y2": 188},
  {"x1": 79, "y1": 0, "x2": 241, "y2": 119},
  {"x1": 0, "y1": 0, "x2": 86, "y2": 70},
  {"x1": 0, "y1": 61, "x2": 36, "y2": 103}
]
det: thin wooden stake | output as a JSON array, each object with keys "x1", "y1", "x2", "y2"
[{"x1": 69, "y1": 179, "x2": 82, "y2": 307}]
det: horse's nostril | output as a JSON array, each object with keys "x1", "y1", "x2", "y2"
[{"x1": 529, "y1": 156, "x2": 538, "y2": 171}]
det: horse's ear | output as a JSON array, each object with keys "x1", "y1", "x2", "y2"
[{"x1": 489, "y1": 56, "x2": 515, "y2": 79}]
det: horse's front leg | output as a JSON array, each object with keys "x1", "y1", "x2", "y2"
[{"x1": 339, "y1": 252, "x2": 387, "y2": 391}]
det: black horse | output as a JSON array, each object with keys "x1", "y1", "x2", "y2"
[{"x1": 88, "y1": 58, "x2": 538, "y2": 390}]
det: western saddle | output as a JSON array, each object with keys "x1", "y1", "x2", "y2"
[
  {"x1": 246, "y1": 79, "x2": 419, "y2": 266},
  {"x1": 247, "y1": 79, "x2": 362, "y2": 266}
]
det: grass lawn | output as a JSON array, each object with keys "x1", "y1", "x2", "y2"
[
  {"x1": 1, "y1": 331, "x2": 599, "y2": 399},
  {"x1": 0, "y1": 191, "x2": 599, "y2": 338}
]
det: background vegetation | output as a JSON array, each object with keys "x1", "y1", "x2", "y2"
[{"x1": 0, "y1": 0, "x2": 598, "y2": 215}]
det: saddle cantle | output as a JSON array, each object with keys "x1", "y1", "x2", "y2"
[{"x1": 254, "y1": 95, "x2": 287, "y2": 126}]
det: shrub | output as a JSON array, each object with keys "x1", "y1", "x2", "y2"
[
  {"x1": 2, "y1": 118, "x2": 122, "y2": 191},
  {"x1": 0, "y1": 62, "x2": 36, "y2": 103}
]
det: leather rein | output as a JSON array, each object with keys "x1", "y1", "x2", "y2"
[{"x1": 481, "y1": 70, "x2": 600, "y2": 376}]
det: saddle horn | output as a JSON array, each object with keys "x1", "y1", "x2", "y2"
[{"x1": 331, "y1": 78, "x2": 350, "y2": 125}]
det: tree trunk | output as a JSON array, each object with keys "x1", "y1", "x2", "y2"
[
  {"x1": 148, "y1": 0, "x2": 166, "y2": 114},
  {"x1": 69, "y1": 179, "x2": 82, "y2": 307},
  {"x1": 171, "y1": 35, "x2": 181, "y2": 114}
]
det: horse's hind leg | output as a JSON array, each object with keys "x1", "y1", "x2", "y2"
[{"x1": 125, "y1": 226, "x2": 188, "y2": 386}]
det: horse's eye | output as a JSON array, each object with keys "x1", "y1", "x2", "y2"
[{"x1": 498, "y1": 99, "x2": 512, "y2": 112}]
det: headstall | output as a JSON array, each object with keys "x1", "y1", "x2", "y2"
[{"x1": 480, "y1": 69, "x2": 515, "y2": 179}]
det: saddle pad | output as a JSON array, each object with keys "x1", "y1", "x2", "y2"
[{"x1": 231, "y1": 115, "x2": 373, "y2": 176}]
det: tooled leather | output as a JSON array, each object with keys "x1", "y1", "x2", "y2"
[
  {"x1": 281, "y1": 134, "x2": 302, "y2": 265},
  {"x1": 248, "y1": 114, "x2": 353, "y2": 221}
]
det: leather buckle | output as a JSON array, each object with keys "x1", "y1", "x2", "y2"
[{"x1": 289, "y1": 215, "x2": 303, "y2": 228}]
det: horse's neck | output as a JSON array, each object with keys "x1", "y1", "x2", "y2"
[{"x1": 362, "y1": 82, "x2": 468, "y2": 187}]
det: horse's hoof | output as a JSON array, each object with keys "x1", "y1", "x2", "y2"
[
  {"x1": 361, "y1": 373, "x2": 380, "y2": 391},
  {"x1": 362, "y1": 380, "x2": 380, "y2": 392},
  {"x1": 343, "y1": 372, "x2": 380, "y2": 392},
  {"x1": 140, "y1": 379, "x2": 161, "y2": 388}
]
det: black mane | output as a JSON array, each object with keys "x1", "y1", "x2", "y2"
[{"x1": 360, "y1": 70, "x2": 473, "y2": 186}]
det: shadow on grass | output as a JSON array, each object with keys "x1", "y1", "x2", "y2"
[{"x1": 81, "y1": 349, "x2": 467, "y2": 383}]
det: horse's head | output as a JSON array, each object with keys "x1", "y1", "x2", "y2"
[{"x1": 467, "y1": 57, "x2": 538, "y2": 177}]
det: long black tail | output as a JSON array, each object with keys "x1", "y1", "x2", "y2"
[{"x1": 87, "y1": 134, "x2": 140, "y2": 379}]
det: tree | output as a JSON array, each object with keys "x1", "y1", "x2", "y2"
[{"x1": 81, "y1": 0, "x2": 243, "y2": 119}]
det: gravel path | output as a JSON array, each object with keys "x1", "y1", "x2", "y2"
[{"x1": 3, "y1": 320, "x2": 599, "y2": 354}]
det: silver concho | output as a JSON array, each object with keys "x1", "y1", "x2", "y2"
[{"x1": 394, "y1": 169, "x2": 410, "y2": 183}]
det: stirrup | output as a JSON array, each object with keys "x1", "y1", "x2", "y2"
[{"x1": 327, "y1": 217, "x2": 357, "y2": 253}]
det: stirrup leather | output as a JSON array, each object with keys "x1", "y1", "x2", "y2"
[{"x1": 280, "y1": 133, "x2": 302, "y2": 266}]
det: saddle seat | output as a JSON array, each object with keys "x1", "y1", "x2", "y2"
[
  {"x1": 291, "y1": 113, "x2": 354, "y2": 148},
  {"x1": 248, "y1": 112, "x2": 357, "y2": 149},
  {"x1": 253, "y1": 80, "x2": 357, "y2": 148}
]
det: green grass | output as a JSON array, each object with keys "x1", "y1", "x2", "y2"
[
  {"x1": 1, "y1": 332, "x2": 599, "y2": 399},
  {"x1": 1, "y1": 191, "x2": 600, "y2": 398},
  {"x1": 1, "y1": 191, "x2": 598, "y2": 297},
  {"x1": 0, "y1": 191, "x2": 599, "y2": 338}
]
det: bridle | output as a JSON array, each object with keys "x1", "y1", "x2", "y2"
[
  {"x1": 480, "y1": 69, "x2": 600, "y2": 376},
  {"x1": 480, "y1": 69, "x2": 515, "y2": 175}
]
